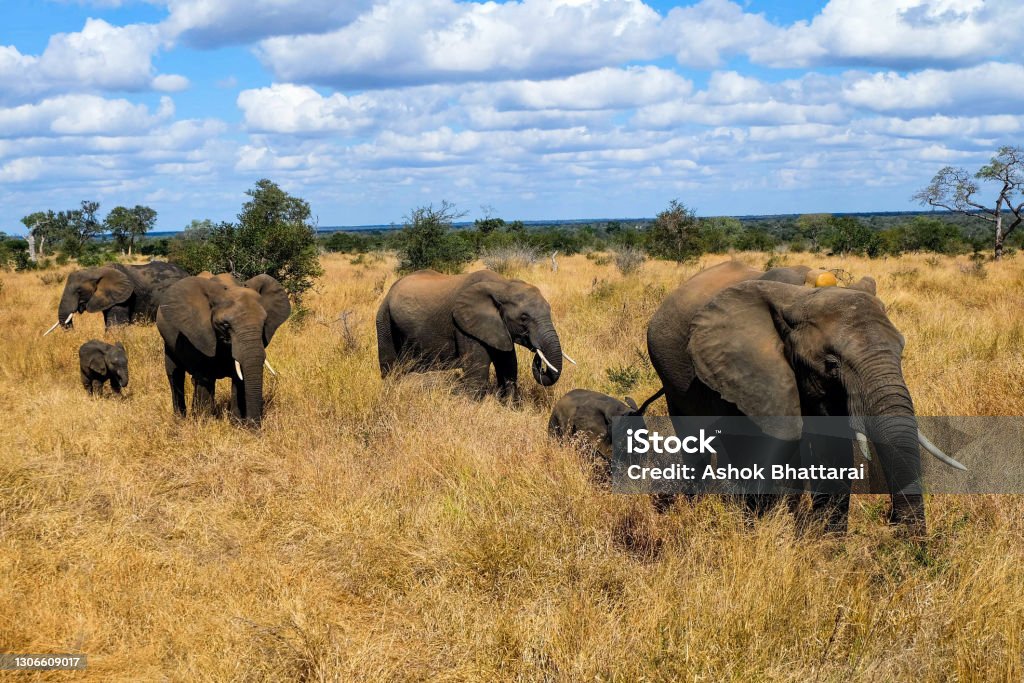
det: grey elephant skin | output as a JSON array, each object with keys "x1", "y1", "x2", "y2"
[
  {"x1": 78, "y1": 339, "x2": 129, "y2": 396},
  {"x1": 549, "y1": 389, "x2": 641, "y2": 473},
  {"x1": 376, "y1": 269, "x2": 565, "y2": 398},
  {"x1": 156, "y1": 274, "x2": 290, "y2": 426},
  {"x1": 646, "y1": 260, "x2": 927, "y2": 534},
  {"x1": 57, "y1": 261, "x2": 189, "y2": 330}
]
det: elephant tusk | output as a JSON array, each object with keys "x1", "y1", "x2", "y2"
[
  {"x1": 535, "y1": 348, "x2": 559, "y2": 374},
  {"x1": 65, "y1": 313, "x2": 74, "y2": 325},
  {"x1": 235, "y1": 360, "x2": 244, "y2": 381},
  {"x1": 855, "y1": 432, "x2": 872, "y2": 461},
  {"x1": 918, "y1": 429, "x2": 967, "y2": 471},
  {"x1": 42, "y1": 321, "x2": 60, "y2": 337},
  {"x1": 562, "y1": 352, "x2": 577, "y2": 365},
  {"x1": 264, "y1": 359, "x2": 277, "y2": 376}
]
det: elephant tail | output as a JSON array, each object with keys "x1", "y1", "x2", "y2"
[
  {"x1": 376, "y1": 301, "x2": 399, "y2": 377},
  {"x1": 632, "y1": 387, "x2": 665, "y2": 416}
]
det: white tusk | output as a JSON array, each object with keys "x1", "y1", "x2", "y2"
[
  {"x1": 918, "y1": 429, "x2": 967, "y2": 471},
  {"x1": 235, "y1": 360, "x2": 244, "y2": 381},
  {"x1": 535, "y1": 348, "x2": 559, "y2": 374},
  {"x1": 264, "y1": 359, "x2": 277, "y2": 376},
  {"x1": 65, "y1": 313, "x2": 74, "y2": 325},
  {"x1": 562, "y1": 352, "x2": 577, "y2": 365},
  {"x1": 42, "y1": 321, "x2": 60, "y2": 337},
  {"x1": 855, "y1": 432, "x2": 872, "y2": 461}
]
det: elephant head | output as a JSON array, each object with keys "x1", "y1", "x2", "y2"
[
  {"x1": 158, "y1": 274, "x2": 290, "y2": 424},
  {"x1": 687, "y1": 279, "x2": 957, "y2": 532},
  {"x1": 453, "y1": 278, "x2": 565, "y2": 386},
  {"x1": 84, "y1": 341, "x2": 129, "y2": 388},
  {"x1": 55, "y1": 267, "x2": 134, "y2": 330}
]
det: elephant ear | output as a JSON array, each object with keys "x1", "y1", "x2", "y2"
[
  {"x1": 688, "y1": 280, "x2": 805, "y2": 440},
  {"x1": 85, "y1": 267, "x2": 134, "y2": 312},
  {"x1": 848, "y1": 276, "x2": 876, "y2": 296},
  {"x1": 453, "y1": 281, "x2": 514, "y2": 352},
  {"x1": 159, "y1": 279, "x2": 217, "y2": 356},
  {"x1": 87, "y1": 353, "x2": 106, "y2": 375},
  {"x1": 244, "y1": 274, "x2": 291, "y2": 343}
]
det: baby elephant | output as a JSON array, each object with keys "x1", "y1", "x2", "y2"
[
  {"x1": 549, "y1": 389, "x2": 643, "y2": 472},
  {"x1": 79, "y1": 340, "x2": 129, "y2": 396}
]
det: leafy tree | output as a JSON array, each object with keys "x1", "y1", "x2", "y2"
[
  {"x1": 699, "y1": 216, "x2": 742, "y2": 253},
  {"x1": 168, "y1": 180, "x2": 323, "y2": 301},
  {"x1": 819, "y1": 216, "x2": 876, "y2": 256},
  {"x1": 168, "y1": 219, "x2": 222, "y2": 274},
  {"x1": 105, "y1": 205, "x2": 157, "y2": 255},
  {"x1": 396, "y1": 201, "x2": 473, "y2": 274},
  {"x1": 914, "y1": 145, "x2": 1024, "y2": 259},
  {"x1": 647, "y1": 200, "x2": 703, "y2": 263},
  {"x1": 20, "y1": 211, "x2": 63, "y2": 262},
  {"x1": 732, "y1": 227, "x2": 778, "y2": 252},
  {"x1": 57, "y1": 201, "x2": 102, "y2": 257}
]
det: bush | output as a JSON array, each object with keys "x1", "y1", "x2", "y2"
[
  {"x1": 614, "y1": 247, "x2": 646, "y2": 275},
  {"x1": 396, "y1": 201, "x2": 473, "y2": 274},
  {"x1": 647, "y1": 200, "x2": 703, "y2": 263},
  {"x1": 481, "y1": 246, "x2": 539, "y2": 276}
]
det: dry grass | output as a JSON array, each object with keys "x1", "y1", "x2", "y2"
[{"x1": 1, "y1": 251, "x2": 1022, "y2": 681}]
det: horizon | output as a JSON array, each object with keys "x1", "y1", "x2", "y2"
[{"x1": 4, "y1": 1, "x2": 1023, "y2": 234}]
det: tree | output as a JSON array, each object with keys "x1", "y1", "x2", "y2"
[
  {"x1": 20, "y1": 210, "x2": 62, "y2": 262},
  {"x1": 168, "y1": 219, "x2": 221, "y2": 274},
  {"x1": 57, "y1": 201, "x2": 102, "y2": 257},
  {"x1": 914, "y1": 146, "x2": 1024, "y2": 260},
  {"x1": 396, "y1": 201, "x2": 472, "y2": 274},
  {"x1": 646, "y1": 200, "x2": 703, "y2": 263},
  {"x1": 794, "y1": 213, "x2": 832, "y2": 251},
  {"x1": 819, "y1": 216, "x2": 876, "y2": 256},
  {"x1": 105, "y1": 205, "x2": 157, "y2": 255}
]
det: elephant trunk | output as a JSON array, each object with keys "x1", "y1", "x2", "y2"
[
  {"x1": 851, "y1": 358, "x2": 925, "y2": 533},
  {"x1": 58, "y1": 286, "x2": 80, "y2": 329},
  {"x1": 530, "y1": 320, "x2": 563, "y2": 387},
  {"x1": 234, "y1": 330, "x2": 267, "y2": 426}
]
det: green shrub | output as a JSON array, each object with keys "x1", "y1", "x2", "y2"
[{"x1": 396, "y1": 201, "x2": 473, "y2": 274}]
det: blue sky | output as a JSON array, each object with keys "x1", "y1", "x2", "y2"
[{"x1": 2, "y1": 0, "x2": 1023, "y2": 232}]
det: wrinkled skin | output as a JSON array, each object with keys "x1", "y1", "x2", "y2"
[
  {"x1": 57, "y1": 261, "x2": 188, "y2": 329},
  {"x1": 376, "y1": 269, "x2": 565, "y2": 399},
  {"x1": 156, "y1": 274, "x2": 290, "y2": 426},
  {"x1": 78, "y1": 339, "x2": 129, "y2": 396},
  {"x1": 646, "y1": 260, "x2": 924, "y2": 534},
  {"x1": 548, "y1": 389, "x2": 640, "y2": 468}
]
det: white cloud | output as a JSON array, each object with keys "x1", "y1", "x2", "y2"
[
  {"x1": 160, "y1": 0, "x2": 375, "y2": 47},
  {"x1": 153, "y1": 74, "x2": 190, "y2": 92},
  {"x1": 842, "y1": 62, "x2": 1024, "y2": 113},
  {"x1": 0, "y1": 19, "x2": 186, "y2": 102},
  {"x1": 0, "y1": 95, "x2": 174, "y2": 138},
  {"x1": 256, "y1": 0, "x2": 661, "y2": 87},
  {"x1": 663, "y1": 0, "x2": 778, "y2": 68},
  {"x1": 751, "y1": 0, "x2": 1024, "y2": 68}
]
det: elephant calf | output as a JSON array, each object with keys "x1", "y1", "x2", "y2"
[
  {"x1": 548, "y1": 389, "x2": 654, "y2": 480},
  {"x1": 79, "y1": 340, "x2": 129, "y2": 396}
]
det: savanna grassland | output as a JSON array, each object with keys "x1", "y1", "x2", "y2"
[{"x1": 1, "y1": 251, "x2": 1023, "y2": 681}]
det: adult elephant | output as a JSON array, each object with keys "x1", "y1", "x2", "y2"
[
  {"x1": 376, "y1": 269, "x2": 571, "y2": 398},
  {"x1": 645, "y1": 260, "x2": 962, "y2": 534},
  {"x1": 157, "y1": 274, "x2": 290, "y2": 426},
  {"x1": 48, "y1": 261, "x2": 189, "y2": 333}
]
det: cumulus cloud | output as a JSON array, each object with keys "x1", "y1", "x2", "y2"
[
  {"x1": 256, "y1": 0, "x2": 661, "y2": 88},
  {"x1": 663, "y1": 0, "x2": 779, "y2": 68},
  {"x1": 842, "y1": 62, "x2": 1024, "y2": 114},
  {"x1": 751, "y1": 0, "x2": 1024, "y2": 68},
  {"x1": 0, "y1": 19, "x2": 187, "y2": 102},
  {"x1": 160, "y1": 0, "x2": 374, "y2": 47},
  {"x1": 0, "y1": 95, "x2": 174, "y2": 138}
]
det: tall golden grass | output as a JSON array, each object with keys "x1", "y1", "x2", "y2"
[{"x1": 1, "y1": 251, "x2": 1022, "y2": 681}]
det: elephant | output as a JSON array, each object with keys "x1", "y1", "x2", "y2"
[
  {"x1": 156, "y1": 274, "x2": 290, "y2": 426},
  {"x1": 78, "y1": 339, "x2": 129, "y2": 396},
  {"x1": 47, "y1": 261, "x2": 189, "y2": 334},
  {"x1": 549, "y1": 390, "x2": 642, "y2": 465},
  {"x1": 645, "y1": 260, "x2": 963, "y2": 534},
  {"x1": 376, "y1": 269, "x2": 571, "y2": 398},
  {"x1": 760, "y1": 265, "x2": 838, "y2": 288}
]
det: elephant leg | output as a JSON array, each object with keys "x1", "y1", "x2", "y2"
[
  {"x1": 491, "y1": 349, "x2": 519, "y2": 403},
  {"x1": 230, "y1": 378, "x2": 244, "y2": 420},
  {"x1": 376, "y1": 305, "x2": 400, "y2": 378},
  {"x1": 92, "y1": 379, "x2": 104, "y2": 395},
  {"x1": 81, "y1": 371, "x2": 93, "y2": 394},
  {"x1": 165, "y1": 353, "x2": 186, "y2": 417},
  {"x1": 809, "y1": 492, "x2": 851, "y2": 534},
  {"x1": 192, "y1": 376, "x2": 215, "y2": 416},
  {"x1": 455, "y1": 331, "x2": 492, "y2": 398}
]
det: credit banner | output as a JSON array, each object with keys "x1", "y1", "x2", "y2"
[{"x1": 611, "y1": 416, "x2": 1024, "y2": 495}]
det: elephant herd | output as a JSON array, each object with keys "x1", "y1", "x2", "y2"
[{"x1": 44, "y1": 258, "x2": 965, "y2": 535}]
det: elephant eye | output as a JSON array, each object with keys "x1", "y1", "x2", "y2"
[{"x1": 825, "y1": 356, "x2": 841, "y2": 375}]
